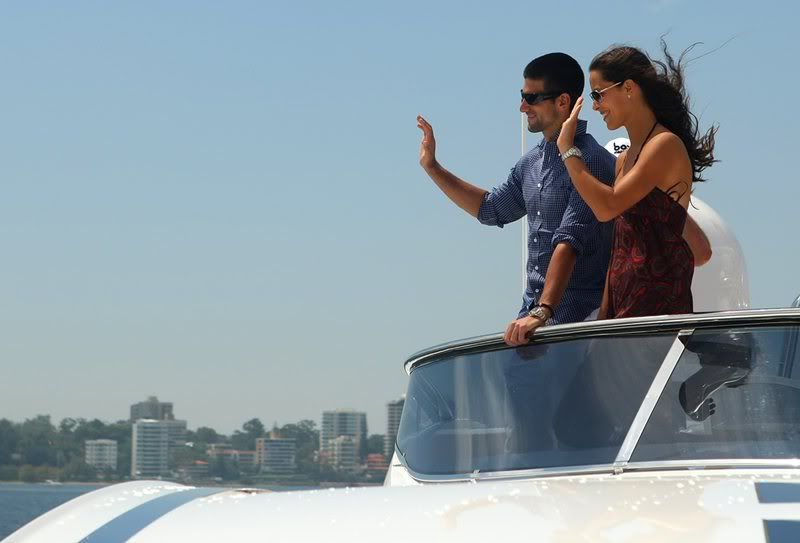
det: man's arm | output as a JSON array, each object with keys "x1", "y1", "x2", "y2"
[
  {"x1": 538, "y1": 243, "x2": 577, "y2": 315},
  {"x1": 418, "y1": 115, "x2": 487, "y2": 218},
  {"x1": 422, "y1": 164, "x2": 488, "y2": 218},
  {"x1": 683, "y1": 213, "x2": 712, "y2": 266},
  {"x1": 504, "y1": 243, "x2": 576, "y2": 346}
]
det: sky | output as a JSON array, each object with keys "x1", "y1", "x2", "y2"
[{"x1": 1, "y1": 0, "x2": 797, "y2": 435}]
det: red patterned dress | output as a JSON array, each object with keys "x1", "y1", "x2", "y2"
[{"x1": 606, "y1": 185, "x2": 694, "y2": 318}]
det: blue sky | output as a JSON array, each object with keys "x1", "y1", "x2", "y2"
[{"x1": 0, "y1": 1, "x2": 796, "y2": 435}]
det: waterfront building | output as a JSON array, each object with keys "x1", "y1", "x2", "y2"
[
  {"x1": 207, "y1": 445, "x2": 257, "y2": 470},
  {"x1": 384, "y1": 397, "x2": 405, "y2": 459},
  {"x1": 130, "y1": 396, "x2": 174, "y2": 422},
  {"x1": 256, "y1": 433, "x2": 296, "y2": 474},
  {"x1": 84, "y1": 439, "x2": 118, "y2": 471},
  {"x1": 237, "y1": 450, "x2": 257, "y2": 470},
  {"x1": 177, "y1": 460, "x2": 210, "y2": 481},
  {"x1": 329, "y1": 435, "x2": 358, "y2": 473},
  {"x1": 365, "y1": 453, "x2": 389, "y2": 480},
  {"x1": 131, "y1": 419, "x2": 187, "y2": 478},
  {"x1": 206, "y1": 443, "x2": 233, "y2": 457},
  {"x1": 320, "y1": 409, "x2": 367, "y2": 466}
]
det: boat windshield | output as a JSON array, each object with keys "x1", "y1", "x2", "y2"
[
  {"x1": 397, "y1": 332, "x2": 676, "y2": 476},
  {"x1": 632, "y1": 326, "x2": 800, "y2": 462},
  {"x1": 397, "y1": 323, "x2": 800, "y2": 477}
]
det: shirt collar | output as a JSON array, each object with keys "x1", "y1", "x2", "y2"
[{"x1": 538, "y1": 119, "x2": 587, "y2": 148}]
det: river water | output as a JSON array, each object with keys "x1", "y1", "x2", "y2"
[{"x1": 0, "y1": 482, "x2": 97, "y2": 540}]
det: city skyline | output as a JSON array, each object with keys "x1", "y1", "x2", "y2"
[
  {"x1": 1, "y1": 2, "x2": 794, "y2": 435},
  {"x1": 0, "y1": 398, "x2": 394, "y2": 484},
  {"x1": 1, "y1": 382, "x2": 404, "y2": 434},
  {"x1": 0, "y1": 399, "x2": 397, "y2": 438},
  {"x1": 0, "y1": 395, "x2": 406, "y2": 445}
]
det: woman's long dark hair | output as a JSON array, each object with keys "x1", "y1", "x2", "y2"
[{"x1": 589, "y1": 40, "x2": 717, "y2": 183}]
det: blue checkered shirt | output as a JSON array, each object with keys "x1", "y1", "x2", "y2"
[{"x1": 477, "y1": 120, "x2": 616, "y2": 324}]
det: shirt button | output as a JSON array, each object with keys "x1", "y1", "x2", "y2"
[
  {"x1": 537, "y1": 211, "x2": 541, "y2": 215},
  {"x1": 534, "y1": 266, "x2": 539, "y2": 271},
  {"x1": 537, "y1": 183, "x2": 542, "y2": 188},
  {"x1": 535, "y1": 289, "x2": 540, "y2": 293},
  {"x1": 533, "y1": 238, "x2": 538, "y2": 243}
]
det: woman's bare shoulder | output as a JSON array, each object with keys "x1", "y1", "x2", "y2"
[
  {"x1": 645, "y1": 131, "x2": 693, "y2": 200},
  {"x1": 642, "y1": 130, "x2": 689, "y2": 164}
]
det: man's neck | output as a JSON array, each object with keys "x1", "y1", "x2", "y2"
[{"x1": 543, "y1": 116, "x2": 571, "y2": 142}]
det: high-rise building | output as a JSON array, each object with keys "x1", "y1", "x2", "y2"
[
  {"x1": 329, "y1": 435, "x2": 358, "y2": 473},
  {"x1": 85, "y1": 439, "x2": 118, "y2": 471},
  {"x1": 384, "y1": 397, "x2": 405, "y2": 458},
  {"x1": 131, "y1": 419, "x2": 187, "y2": 478},
  {"x1": 320, "y1": 409, "x2": 367, "y2": 468},
  {"x1": 255, "y1": 434, "x2": 296, "y2": 474},
  {"x1": 130, "y1": 396, "x2": 174, "y2": 422}
]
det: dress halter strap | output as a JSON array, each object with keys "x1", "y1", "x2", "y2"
[{"x1": 631, "y1": 121, "x2": 659, "y2": 167}]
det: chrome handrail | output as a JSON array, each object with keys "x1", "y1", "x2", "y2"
[{"x1": 405, "y1": 308, "x2": 800, "y2": 373}]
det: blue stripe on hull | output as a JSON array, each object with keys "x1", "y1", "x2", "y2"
[
  {"x1": 756, "y1": 483, "x2": 800, "y2": 504},
  {"x1": 764, "y1": 520, "x2": 800, "y2": 542},
  {"x1": 80, "y1": 487, "x2": 224, "y2": 542}
]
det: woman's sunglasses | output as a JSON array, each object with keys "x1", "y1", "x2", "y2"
[
  {"x1": 589, "y1": 82, "x2": 622, "y2": 103},
  {"x1": 520, "y1": 90, "x2": 563, "y2": 106}
]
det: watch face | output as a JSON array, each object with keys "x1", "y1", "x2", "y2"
[{"x1": 529, "y1": 307, "x2": 547, "y2": 320}]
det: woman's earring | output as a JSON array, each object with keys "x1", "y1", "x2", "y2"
[{"x1": 627, "y1": 95, "x2": 631, "y2": 99}]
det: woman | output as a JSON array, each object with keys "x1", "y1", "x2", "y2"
[{"x1": 557, "y1": 43, "x2": 717, "y2": 319}]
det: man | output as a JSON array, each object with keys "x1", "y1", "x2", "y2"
[{"x1": 418, "y1": 53, "x2": 615, "y2": 346}]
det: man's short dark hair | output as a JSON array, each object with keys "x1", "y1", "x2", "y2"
[{"x1": 523, "y1": 53, "x2": 584, "y2": 110}]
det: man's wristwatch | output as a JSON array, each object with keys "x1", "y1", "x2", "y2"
[
  {"x1": 528, "y1": 303, "x2": 554, "y2": 322},
  {"x1": 560, "y1": 146, "x2": 583, "y2": 162}
]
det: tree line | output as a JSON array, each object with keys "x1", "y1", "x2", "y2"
[{"x1": 0, "y1": 415, "x2": 385, "y2": 484}]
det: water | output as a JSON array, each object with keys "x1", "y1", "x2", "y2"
[
  {"x1": 0, "y1": 482, "x2": 98, "y2": 540},
  {"x1": 0, "y1": 482, "x2": 323, "y2": 540}
]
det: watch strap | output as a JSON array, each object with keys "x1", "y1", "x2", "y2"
[
  {"x1": 528, "y1": 304, "x2": 553, "y2": 322},
  {"x1": 560, "y1": 146, "x2": 583, "y2": 161}
]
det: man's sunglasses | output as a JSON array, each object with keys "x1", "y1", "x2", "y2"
[
  {"x1": 589, "y1": 81, "x2": 622, "y2": 103},
  {"x1": 520, "y1": 90, "x2": 563, "y2": 106}
]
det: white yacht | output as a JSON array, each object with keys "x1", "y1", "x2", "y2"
[{"x1": 10, "y1": 200, "x2": 800, "y2": 542}]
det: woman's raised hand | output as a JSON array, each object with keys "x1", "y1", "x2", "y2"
[{"x1": 557, "y1": 97, "x2": 584, "y2": 154}]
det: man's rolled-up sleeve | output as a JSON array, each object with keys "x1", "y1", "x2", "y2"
[
  {"x1": 552, "y1": 184, "x2": 597, "y2": 256},
  {"x1": 477, "y1": 167, "x2": 526, "y2": 228}
]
